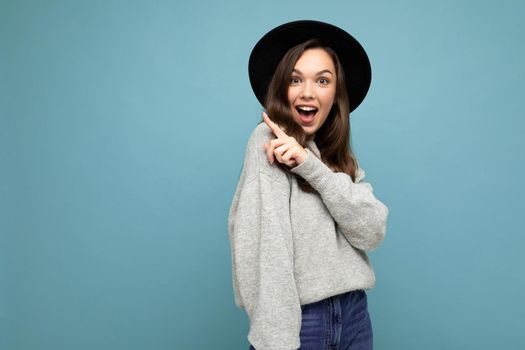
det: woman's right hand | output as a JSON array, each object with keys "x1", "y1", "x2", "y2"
[{"x1": 262, "y1": 112, "x2": 308, "y2": 168}]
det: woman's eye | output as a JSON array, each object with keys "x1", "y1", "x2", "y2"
[
  {"x1": 318, "y1": 78, "x2": 329, "y2": 85},
  {"x1": 290, "y1": 77, "x2": 300, "y2": 84}
]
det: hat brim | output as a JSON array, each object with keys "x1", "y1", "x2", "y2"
[{"x1": 248, "y1": 20, "x2": 372, "y2": 113}]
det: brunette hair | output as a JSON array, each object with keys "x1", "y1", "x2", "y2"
[{"x1": 261, "y1": 38, "x2": 359, "y2": 193}]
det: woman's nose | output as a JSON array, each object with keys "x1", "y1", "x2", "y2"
[{"x1": 301, "y1": 81, "x2": 315, "y2": 99}]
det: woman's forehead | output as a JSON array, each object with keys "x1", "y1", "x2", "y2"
[{"x1": 294, "y1": 48, "x2": 336, "y2": 73}]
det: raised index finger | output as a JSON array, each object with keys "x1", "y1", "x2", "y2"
[{"x1": 262, "y1": 112, "x2": 288, "y2": 139}]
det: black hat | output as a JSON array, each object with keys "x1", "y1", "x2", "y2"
[{"x1": 248, "y1": 20, "x2": 372, "y2": 113}]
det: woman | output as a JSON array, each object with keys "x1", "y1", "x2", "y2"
[{"x1": 228, "y1": 20, "x2": 389, "y2": 350}]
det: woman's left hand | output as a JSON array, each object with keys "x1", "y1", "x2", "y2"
[{"x1": 262, "y1": 112, "x2": 308, "y2": 168}]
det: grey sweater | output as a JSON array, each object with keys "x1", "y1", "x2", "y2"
[{"x1": 228, "y1": 122, "x2": 389, "y2": 350}]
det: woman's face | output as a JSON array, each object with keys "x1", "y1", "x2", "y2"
[{"x1": 287, "y1": 48, "x2": 337, "y2": 137}]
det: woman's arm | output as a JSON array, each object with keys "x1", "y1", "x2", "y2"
[
  {"x1": 290, "y1": 148, "x2": 389, "y2": 252},
  {"x1": 228, "y1": 125, "x2": 301, "y2": 350}
]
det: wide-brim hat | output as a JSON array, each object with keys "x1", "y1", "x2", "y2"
[{"x1": 248, "y1": 20, "x2": 372, "y2": 113}]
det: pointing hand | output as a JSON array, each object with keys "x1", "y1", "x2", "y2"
[{"x1": 262, "y1": 112, "x2": 308, "y2": 168}]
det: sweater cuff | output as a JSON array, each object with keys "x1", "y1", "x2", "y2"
[{"x1": 290, "y1": 148, "x2": 340, "y2": 192}]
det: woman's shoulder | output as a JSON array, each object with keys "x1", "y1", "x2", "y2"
[
  {"x1": 242, "y1": 122, "x2": 290, "y2": 186},
  {"x1": 248, "y1": 121, "x2": 273, "y2": 144}
]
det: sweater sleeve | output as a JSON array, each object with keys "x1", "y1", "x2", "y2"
[
  {"x1": 290, "y1": 148, "x2": 389, "y2": 252},
  {"x1": 228, "y1": 127, "x2": 301, "y2": 350}
]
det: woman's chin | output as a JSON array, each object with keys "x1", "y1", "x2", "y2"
[
  {"x1": 292, "y1": 115, "x2": 319, "y2": 136},
  {"x1": 301, "y1": 126, "x2": 317, "y2": 138}
]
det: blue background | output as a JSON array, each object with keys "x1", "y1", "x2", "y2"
[{"x1": 2, "y1": 0, "x2": 524, "y2": 349}]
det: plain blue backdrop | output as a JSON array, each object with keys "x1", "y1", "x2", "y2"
[{"x1": 1, "y1": 0, "x2": 524, "y2": 349}]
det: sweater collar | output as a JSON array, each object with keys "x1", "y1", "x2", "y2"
[{"x1": 307, "y1": 139, "x2": 321, "y2": 158}]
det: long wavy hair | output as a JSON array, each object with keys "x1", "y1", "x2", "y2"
[{"x1": 260, "y1": 38, "x2": 359, "y2": 193}]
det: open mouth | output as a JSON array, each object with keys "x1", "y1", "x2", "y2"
[{"x1": 295, "y1": 106, "x2": 318, "y2": 122}]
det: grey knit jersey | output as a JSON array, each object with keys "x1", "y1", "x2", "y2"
[{"x1": 228, "y1": 122, "x2": 389, "y2": 350}]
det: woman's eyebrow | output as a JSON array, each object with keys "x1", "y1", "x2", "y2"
[{"x1": 292, "y1": 68, "x2": 334, "y2": 75}]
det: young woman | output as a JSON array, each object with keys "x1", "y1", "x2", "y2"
[{"x1": 228, "y1": 20, "x2": 389, "y2": 350}]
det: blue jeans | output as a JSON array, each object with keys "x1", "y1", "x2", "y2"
[{"x1": 249, "y1": 289, "x2": 373, "y2": 350}]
